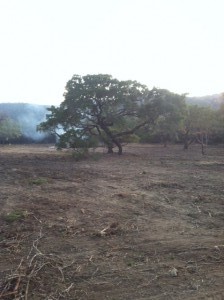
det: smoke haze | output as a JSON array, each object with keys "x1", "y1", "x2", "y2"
[{"x1": 0, "y1": 103, "x2": 50, "y2": 141}]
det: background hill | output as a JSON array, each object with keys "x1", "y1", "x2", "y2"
[{"x1": 186, "y1": 93, "x2": 223, "y2": 109}]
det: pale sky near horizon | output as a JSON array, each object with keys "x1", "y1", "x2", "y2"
[{"x1": 0, "y1": 0, "x2": 223, "y2": 105}]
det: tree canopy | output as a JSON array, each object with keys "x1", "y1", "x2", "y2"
[
  {"x1": 38, "y1": 74, "x2": 186, "y2": 154},
  {"x1": 149, "y1": 90, "x2": 186, "y2": 146},
  {"x1": 38, "y1": 74, "x2": 175, "y2": 154}
]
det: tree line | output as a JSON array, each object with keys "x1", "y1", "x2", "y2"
[
  {"x1": 0, "y1": 75, "x2": 223, "y2": 152},
  {"x1": 37, "y1": 74, "x2": 224, "y2": 155}
]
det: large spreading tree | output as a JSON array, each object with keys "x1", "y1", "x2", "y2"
[{"x1": 38, "y1": 74, "x2": 185, "y2": 154}]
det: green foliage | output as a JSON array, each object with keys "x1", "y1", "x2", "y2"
[
  {"x1": 120, "y1": 133, "x2": 140, "y2": 143},
  {"x1": 153, "y1": 91, "x2": 187, "y2": 143},
  {"x1": 137, "y1": 89, "x2": 187, "y2": 144},
  {"x1": 38, "y1": 74, "x2": 157, "y2": 155},
  {"x1": 0, "y1": 115, "x2": 21, "y2": 142},
  {"x1": 3, "y1": 210, "x2": 27, "y2": 223},
  {"x1": 38, "y1": 74, "x2": 191, "y2": 154},
  {"x1": 29, "y1": 177, "x2": 48, "y2": 185},
  {"x1": 187, "y1": 105, "x2": 215, "y2": 131},
  {"x1": 180, "y1": 105, "x2": 217, "y2": 153}
]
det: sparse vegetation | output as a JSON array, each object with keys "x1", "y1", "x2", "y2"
[
  {"x1": 3, "y1": 210, "x2": 27, "y2": 223},
  {"x1": 0, "y1": 144, "x2": 224, "y2": 299},
  {"x1": 71, "y1": 148, "x2": 89, "y2": 161},
  {"x1": 29, "y1": 177, "x2": 48, "y2": 185}
]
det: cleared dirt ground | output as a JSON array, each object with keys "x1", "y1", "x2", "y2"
[{"x1": 0, "y1": 144, "x2": 224, "y2": 300}]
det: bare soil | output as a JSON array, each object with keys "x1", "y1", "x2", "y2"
[{"x1": 0, "y1": 144, "x2": 224, "y2": 300}]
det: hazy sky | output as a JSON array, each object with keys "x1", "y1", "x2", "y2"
[{"x1": 0, "y1": 0, "x2": 223, "y2": 105}]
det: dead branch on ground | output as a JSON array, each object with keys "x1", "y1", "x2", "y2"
[{"x1": 0, "y1": 227, "x2": 76, "y2": 300}]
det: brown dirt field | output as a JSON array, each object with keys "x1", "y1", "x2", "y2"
[{"x1": 0, "y1": 143, "x2": 224, "y2": 300}]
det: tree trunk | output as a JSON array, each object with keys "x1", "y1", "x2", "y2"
[
  {"x1": 100, "y1": 123, "x2": 123, "y2": 154},
  {"x1": 196, "y1": 133, "x2": 207, "y2": 155},
  {"x1": 116, "y1": 141, "x2": 123, "y2": 155},
  {"x1": 109, "y1": 138, "x2": 122, "y2": 155},
  {"x1": 111, "y1": 138, "x2": 122, "y2": 154},
  {"x1": 183, "y1": 136, "x2": 189, "y2": 150},
  {"x1": 183, "y1": 140, "x2": 188, "y2": 150},
  {"x1": 201, "y1": 143, "x2": 206, "y2": 155},
  {"x1": 107, "y1": 144, "x2": 113, "y2": 154},
  {"x1": 183, "y1": 131, "x2": 189, "y2": 150},
  {"x1": 201, "y1": 133, "x2": 207, "y2": 155},
  {"x1": 183, "y1": 132, "x2": 195, "y2": 150}
]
